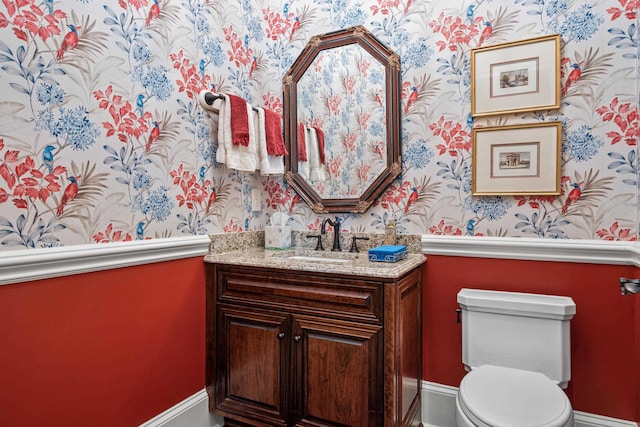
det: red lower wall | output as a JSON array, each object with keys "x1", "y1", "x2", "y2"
[
  {"x1": 0, "y1": 257, "x2": 206, "y2": 427},
  {"x1": 2, "y1": 253, "x2": 638, "y2": 425},
  {"x1": 422, "y1": 254, "x2": 638, "y2": 422}
]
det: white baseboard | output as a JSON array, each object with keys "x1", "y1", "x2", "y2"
[
  {"x1": 141, "y1": 383, "x2": 638, "y2": 427},
  {"x1": 421, "y1": 381, "x2": 638, "y2": 427},
  {"x1": 139, "y1": 389, "x2": 223, "y2": 427},
  {"x1": 573, "y1": 411, "x2": 639, "y2": 427},
  {"x1": 421, "y1": 382, "x2": 459, "y2": 427}
]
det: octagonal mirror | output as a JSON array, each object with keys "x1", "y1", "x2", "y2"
[{"x1": 283, "y1": 26, "x2": 401, "y2": 213}]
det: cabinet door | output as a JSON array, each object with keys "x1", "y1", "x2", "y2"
[
  {"x1": 291, "y1": 315, "x2": 383, "y2": 427},
  {"x1": 216, "y1": 304, "x2": 290, "y2": 427}
]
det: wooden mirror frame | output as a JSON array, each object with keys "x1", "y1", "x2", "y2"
[{"x1": 283, "y1": 26, "x2": 401, "y2": 214}]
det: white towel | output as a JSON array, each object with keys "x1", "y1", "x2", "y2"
[
  {"x1": 255, "y1": 107, "x2": 285, "y2": 175},
  {"x1": 252, "y1": 109, "x2": 261, "y2": 170},
  {"x1": 216, "y1": 95, "x2": 257, "y2": 172},
  {"x1": 215, "y1": 94, "x2": 230, "y2": 165},
  {"x1": 307, "y1": 127, "x2": 327, "y2": 183},
  {"x1": 298, "y1": 126, "x2": 310, "y2": 180}
]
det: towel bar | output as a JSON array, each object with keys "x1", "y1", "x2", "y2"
[{"x1": 198, "y1": 90, "x2": 259, "y2": 112}]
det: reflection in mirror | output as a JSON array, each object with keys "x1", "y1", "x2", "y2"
[
  {"x1": 283, "y1": 26, "x2": 401, "y2": 214},
  {"x1": 296, "y1": 43, "x2": 387, "y2": 198}
]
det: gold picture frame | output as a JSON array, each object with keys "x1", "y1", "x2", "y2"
[
  {"x1": 472, "y1": 122, "x2": 562, "y2": 195},
  {"x1": 471, "y1": 34, "x2": 560, "y2": 117}
]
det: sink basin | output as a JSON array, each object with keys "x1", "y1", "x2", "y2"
[{"x1": 286, "y1": 255, "x2": 351, "y2": 264}]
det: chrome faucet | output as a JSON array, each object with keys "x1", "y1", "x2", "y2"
[{"x1": 321, "y1": 216, "x2": 341, "y2": 251}]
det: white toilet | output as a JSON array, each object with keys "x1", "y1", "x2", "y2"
[{"x1": 456, "y1": 288, "x2": 576, "y2": 427}]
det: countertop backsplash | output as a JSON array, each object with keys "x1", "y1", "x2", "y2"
[
  {"x1": 208, "y1": 231, "x2": 265, "y2": 253},
  {"x1": 208, "y1": 231, "x2": 422, "y2": 255}
]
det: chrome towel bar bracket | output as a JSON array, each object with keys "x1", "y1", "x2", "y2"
[{"x1": 197, "y1": 90, "x2": 259, "y2": 112}]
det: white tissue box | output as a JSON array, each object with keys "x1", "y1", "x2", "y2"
[{"x1": 265, "y1": 226, "x2": 291, "y2": 250}]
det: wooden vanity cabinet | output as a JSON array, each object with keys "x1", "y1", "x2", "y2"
[{"x1": 206, "y1": 263, "x2": 422, "y2": 427}]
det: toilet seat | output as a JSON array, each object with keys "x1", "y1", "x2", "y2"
[{"x1": 458, "y1": 365, "x2": 574, "y2": 427}]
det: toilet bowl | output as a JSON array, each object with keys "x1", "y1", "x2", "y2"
[
  {"x1": 455, "y1": 365, "x2": 574, "y2": 427},
  {"x1": 456, "y1": 289, "x2": 576, "y2": 427}
]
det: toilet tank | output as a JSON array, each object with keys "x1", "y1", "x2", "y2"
[{"x1": 457, "y1": 288, "x2": 576, "y2": 388}]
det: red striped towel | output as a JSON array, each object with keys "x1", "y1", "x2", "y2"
[
  {"x1": 264, "y1": 109, "x2": 288, "y2": 156},
  {"x1": 297, "y1": 122, "x2": 307, "y2": 161},
  {"x1": 228, "y1": 94, "x2": 250, "y2": 146},
  {"x1": 313, "y1": 126, "x2": 325, "y2": 164}
]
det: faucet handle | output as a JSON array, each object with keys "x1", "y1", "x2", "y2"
[
  {"x1": 307, "y1": 234, "x2": 324, "y2": 251},
  {"x1": 349, "y1": 236, "x2": 370, "y2": 253}
]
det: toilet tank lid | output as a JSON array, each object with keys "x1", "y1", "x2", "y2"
[{"x1": 457, "y1": 289, "x2": 576, "y2": 320}]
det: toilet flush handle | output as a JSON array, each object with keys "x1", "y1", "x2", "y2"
[
  {"x1": 620, "y1": 277, "x2": 640, "y2": 295},
  {"x1": 456, "y1": 308, "x2": 462, "y2": 324}
]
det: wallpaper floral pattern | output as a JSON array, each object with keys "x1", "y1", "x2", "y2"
[{"x1": 0, "y1": 0, "x2": 637, "y2": 250}]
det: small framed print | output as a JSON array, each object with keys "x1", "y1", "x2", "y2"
[
  {"x1": 472, "y1": 122, "x2": 562, "y2": 195},
  {"x1": 471, "y1": 34, "x2": 560, "y2": 117}
]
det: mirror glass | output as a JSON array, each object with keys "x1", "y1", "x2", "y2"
[{"x1": 283, "y1": 26, "x2": 401, "y2": 214}]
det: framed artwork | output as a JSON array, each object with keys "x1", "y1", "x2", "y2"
[
  {"x1": 472, "y1": 122, "x2": 562, "y2": 195},
  {"x1": 471, "y1": 34, "x2": 560, "y2": 117}
]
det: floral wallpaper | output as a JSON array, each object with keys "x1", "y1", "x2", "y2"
[{"x1": 0, "y1": 0, "x2": 637, "y2": 251}]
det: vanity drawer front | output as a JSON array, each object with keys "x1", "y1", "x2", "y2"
[{"x1": 214, "y1": 266, "x2": 383, "y2": 324}]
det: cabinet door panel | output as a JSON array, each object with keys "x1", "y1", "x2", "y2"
[
  {"x1": 216, "y1": 304, "x2": 289, "y2": 426},
  {"x1": 292, "y1": 316, "x2": 383, "y2": 427}
]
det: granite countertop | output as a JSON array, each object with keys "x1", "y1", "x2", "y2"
[{"x1": 204, "y1": 247, "x2": 426, "y2": 279}]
